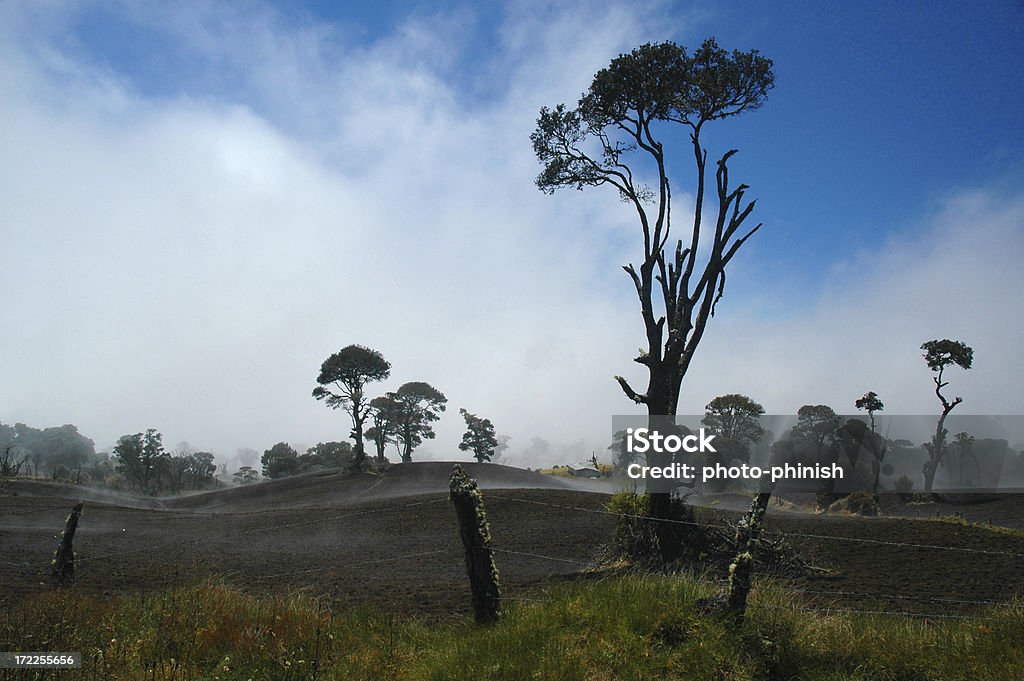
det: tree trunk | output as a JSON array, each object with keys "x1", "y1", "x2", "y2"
[
  {"x1": 449, "y1": 465, "x2": 500, "y2": 624},
  {"x1": 923, "y1": 459, "x2": 938, "y2": 492},
  {"x1": 644, "y1": 407, "x2": 683, "y2": 564}
]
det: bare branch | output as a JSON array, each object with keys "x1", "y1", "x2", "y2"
[
  {"x1": 622, "y1": 264, "x2": 642, "y2": 298},
  {"x1": 722, "y1": 223, "x2": 762, "y2": 266},
  {"x1": 614, "y1": 375, "x2": 647, "y2": 404}
]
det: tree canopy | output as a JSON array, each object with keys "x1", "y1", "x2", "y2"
[
  {"x1": 302, "y1": 441, "x2": 353, "y2": 470},
  {"x1": 261, "y1": 442, "x2": 300, "y2": 479},
  {"x1": 702, "y1": 394, "x2": 765, "y2": 445},
  {"x1": 113, "y1": 428, "x2": 168, "y2": 495},
  {"x1": 922, "y1": 339, "x2": 974, "y2": 374}
]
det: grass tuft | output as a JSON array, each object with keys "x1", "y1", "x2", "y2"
[{"x1": 1, "y1": 574, "x2": 1021, "y2": 679}]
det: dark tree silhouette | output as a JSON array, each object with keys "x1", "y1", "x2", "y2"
[
  {"x1": 391, "y1": 382, "x2": 447, "y2": 463},
  {"x1": 233, "y1": 466, "x2": 260, "y2": 485},
  {"x1": 921, "y1": 339, "x2": 973, "y2": 492},
  {"x1": 953, "y1": 431, "x2": 978, "y2": 485},
  {"x1": 532, "y1": 39, "x2": 773, "y2": 545},
  {"x1": 366, "y1": 394, "x2": 401, "y2": 463},
  {"x1": 261, "y1": 442, "x2": 300, "y2": 479},
  {"x1": 113, "y1": 429, "x2": 168, "y2": 495},
  {"x1": 302, "y1": 441, "x2": 353, "y2": 470},
  {"x1": 793, "y1": 405, "x2": 841, "y2": 507},
  {"x1": 313, "y1": 345, "x2": 391, "y2": 469},
  {"x1": 855, "y1": 390, "x2": 886, "y2": 493},
  {"x1": 459, "y1": 409, "x2": 498, "y2": 462},
  {"x1": 701, "y1": 393, "x2": 765, "y2": 490},
  {"x1": 1, "y1": 422, "x2": 96, "y2": 478},
  {"x1": 0, "y1": 442, "x2": 28, "y2": 477},
  {"x1": 702, "y1": 394, "x2": 765, "y2": 448},
  {"x1": 794, "y1": 405, "x2": 841, "y2": 462},
  {"x1": 607, "y1": 429, "x2": 634, "y2": 474}
]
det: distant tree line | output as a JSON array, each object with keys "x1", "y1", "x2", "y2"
[
  {"x1": 0, "y1": 422, "x2": 220, "y2": 495},
  {"x1": 607, "y1": 338, "x2": 1024, "y2": 502},
  {"x1": 1, "y1": 421, "x2": 99, "y2": 482},
  {"x1": 257, "y1": 441, "x2": 355, "y2": 480},
  {"x1": 111, "y1": 430, "x2": 218, "y2": 495}
]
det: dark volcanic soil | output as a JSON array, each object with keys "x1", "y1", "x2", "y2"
[{"x1": 3, "y1": 464, "x2": 1024, "y2": 619}]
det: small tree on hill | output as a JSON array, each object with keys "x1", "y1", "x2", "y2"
[
  {"x1": 391, "y1": 382, "x2": 447, "y2": 463},
  {"x1": 233, "y1": 466, "x2": 260, "y2": 485},
  {"x1": 701, "y1": 394, "x2": 765, "y2": 490},
  {"x1": 114, "y1": 429, "x2": 168, "y2": 495},
  {"x1": 793, "y1": 405, "x2": 841, "y2": 465},
  {"x1": 366, "y1": 394, "x2": 401, "y2": 463},
  {"x1": 952, "y1": 431, "x2": 978, "y2": 486},
  {"x1": 261, "y1": 442, "x2": 300, "y2": 479},
  {"x1": 921, "y1": 339, "x2": 973, "y2": 491},
  {"x1": 703, "y1": 394, "x2": 765, "y2": 443},
  {"x1": 793, "y1": 406, "x2": 841, "y2": 508},
  {"x1": 855, "y1": 391, "x2": 886, "y2": 493},
  {"x1": 302, "y1": 441, "x2": 353, "y2": 470},
  {"x1": 459, "y1": 409, "x2": 498, "y2": 462},
  {"x1": 313, "y1": 345, "x2": 391, "y2": 469}
]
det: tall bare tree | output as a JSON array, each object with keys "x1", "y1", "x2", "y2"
[
  {"x1": 532, "y1": 39, "x2": 773, "y2": 542},
  {"x1": 921, "y1": 339, "x2": 973, "y2": 491},
  {"x1": 855, "y1": 391, "x2": 886, "y2": 494}
]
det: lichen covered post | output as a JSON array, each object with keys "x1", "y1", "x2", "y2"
[
  {"x1": 725, "y1": 491, "x2": 772, "y2": 623},
  {"x1": 51, "y1": 501, "x2": 84, "y2": 586},
  {"x1": 449, "y1": 464, "x2": 500, "y2": 623}
]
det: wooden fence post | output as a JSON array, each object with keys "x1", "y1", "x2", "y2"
[
  {"x1": 449, "y1": 465, "x2": 500, "y2": 624},
  {"x1": 724, "y1": 491, "x2": 772, "y2": 624},
  {"x1": 51, "y1": 501, "x2": 84, "y2": 586}
]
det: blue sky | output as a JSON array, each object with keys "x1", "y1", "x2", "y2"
[{"x1": 1, "y1": 1, "x2": 1022, "y2": 467}]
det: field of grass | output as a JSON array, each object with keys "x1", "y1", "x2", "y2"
[{"x1": 3, "y1": 573, "x2": 1022, "y2": 680}]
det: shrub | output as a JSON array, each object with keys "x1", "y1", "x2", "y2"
[
  {"x1": 815, "y1": 491, "x2": 841, "y2": 512},
  {"x1": 606, "y1": 491, "x2": 703, "y2": 567},
  {"x1": 606, "y1": 490, "x2": 659, "y2": 565},
  {"x1": 827, "y1": 492, "x2": 878, "y2": 517},
  {"x1": 894, "y1": 474, "x2": 914, "y2": 500}
]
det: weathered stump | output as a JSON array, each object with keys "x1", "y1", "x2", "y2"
[
  {"x1": 449, "y1": 465, "x2": 500, "y2": 624},
  {"x1": 51, "y1": 501, "x2": 84, "y2": 586}
]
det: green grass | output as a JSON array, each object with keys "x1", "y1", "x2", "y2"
[{"x1": 2, "y1": 574, "x2": 1021, "y2": 680}]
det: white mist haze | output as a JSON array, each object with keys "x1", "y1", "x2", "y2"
[{"x1": 1, "y1": 2, "x2": 1021, "y2": 471}]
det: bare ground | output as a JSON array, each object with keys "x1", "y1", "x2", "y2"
[{"x1": 2, "y1": 464, "x2": 1023, "y2": 619}]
